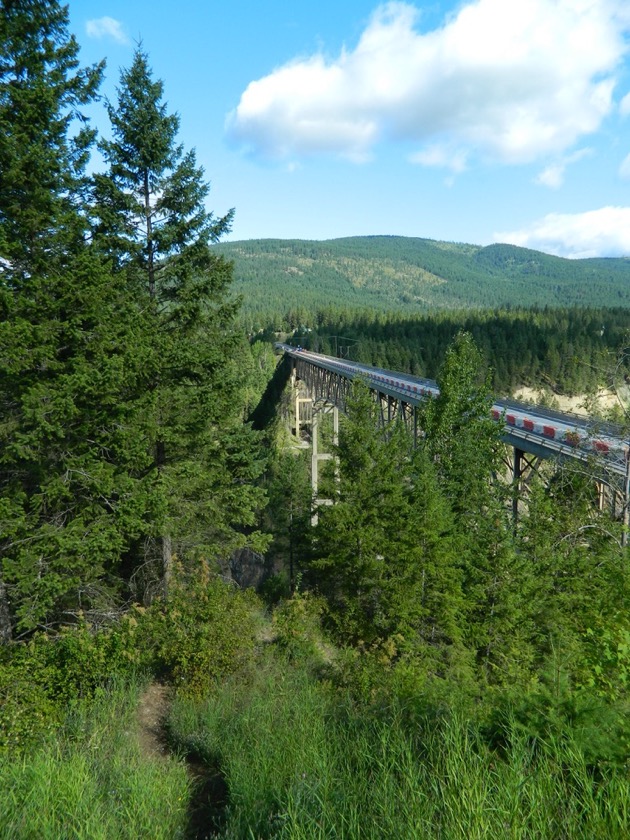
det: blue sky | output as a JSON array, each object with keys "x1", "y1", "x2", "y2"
[{"x1": 69, "y1": 0, "x2": 630, "y2": 258}]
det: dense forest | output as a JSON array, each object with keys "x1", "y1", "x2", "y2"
[
  {"x1": 287, "y1": 306, "x2": 630, "y2": 399},
  {"x1": 1, "y1": 4, "x2": 630, "y2": 838},
  {"x1": 218, "y1": 236, "x2": 630, "y2": 329}
]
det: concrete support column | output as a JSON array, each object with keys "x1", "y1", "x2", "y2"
[
  {"x1": 333, "y1": 406, "x2": 340, "y2": 487},
  {"x1": 596, "y1": 481, "x2": 605, "y2": 512},
  {"x1": 295, "y1": 389, "x2": 301, "y2": 439},
  {"x1": 512, "y1": 447, "x2": 523, "y2": 525},
  {"x1": 311, "y1": 409, "x2": 319, "y2": 490},
  {"x1": 623, "y1": 453, "x2": 630, "y2": 548},
  {"x1": 311, "y1": 410, "x2": 320, "y2": 526},
  {"x1": 311, "y1": 406, "x2": 338, "y2": 525}
]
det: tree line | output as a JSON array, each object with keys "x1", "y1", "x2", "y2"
[{"x1": 288, "y1": 306, "x2": 630, "y2": 399}]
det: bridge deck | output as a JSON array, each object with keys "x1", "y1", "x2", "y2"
[{"x1": 278, "y1": 343, "x2": 629, "y2": 478}]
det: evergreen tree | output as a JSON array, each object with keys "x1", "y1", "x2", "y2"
[
  {"x1": 93, "y1": 48, "x2": 266, "y2": 595},
  {"x1": 263, "y1": 449, "x2": 312, "y2": 594},
  {"x1": 310, "y1": 383, "x2": 464, "y2": 664},
  {"x1": 0, "y1": 3, "x2": 156, "y2": 634},
  {"x1": 0, "y1": 0, "x2": 103, "y2": 274},
  {"x1": 421, "y1": 332, "x2": 534, "y2": 682},
  {"x1": 518, "y1": 470, "x2": 630, "y2": 688},
  {"x1": 0, "y1": 253, "x2": 157, "y2": 631},
  {"x1": 93, "y1": 46, "x2": 233, "y2": 302},
  {"x1": 310, "y1": 385, "x2": 410, "y2": 644}
]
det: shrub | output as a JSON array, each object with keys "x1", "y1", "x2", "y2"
[
  {"x1": 136, "y1": 569, "x2": 261, "y2": 697},
  {"x1": 0, "y1": 621, "x2": 140, "y2": 754},
  {"x1": 271, "y1": 591, "x2": 328, "y2": 666}
]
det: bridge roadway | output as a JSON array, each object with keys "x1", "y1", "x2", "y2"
[{"x1": 277, "y1": 343, "x2": 629, "y2": 480}]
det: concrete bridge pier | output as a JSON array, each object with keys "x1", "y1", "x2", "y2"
[
  {"x1": 289, "y1": 364, "x2": 339, "y2": 524},
  {"x1": 311, "y1": 404, "x2": 339, "y2": 525}
]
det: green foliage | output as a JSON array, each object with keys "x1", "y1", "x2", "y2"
[
  {"x1": 168, "y1": 649, "x2": 630, "y2": 839},
  {"x1": 580, "y1": 625, "x2": 630, "y2": 701},
  {"x1": 0, "y1": 2, "x2": 156, "y2": 635},
  {"x1": 92, "y1": 47, "x2": 267, "y2": 596},
  {"x1": 0, "y1": 0, "x2": 103, "y2": 274},
  {"x1": 0, "y1": 681, "x2": 190, "y2": 839},
  {"x1": 0, "y1": 250, "x2": 158, "y2": 631},
  {"x1": 1, "y1": 26, "x2": 269, "y2": 634},
  {"x1": 486, "y1": 648, "x2": 630, "y2": 771},
  {"x1": 516, "y1": 473, "x2": 630, "y2": 695},
  {"x1": 422, "y1": 331, "x2": 501, "y2": 503},
  {"x1": 0, "y1": 571, "x2": 264, "y2": 751},
  {"x1": 0, "y1": 621, "x2": 140, "y2": 754},
  {"x1": 0, "y1": 652, "x2": 61, "y2": 755},
  {"x1": 135, "y1": 568, "x2": 261, "y2": 697},
  {"x1": 310, "y1": 382, "x2": 465, "y2": 665},
  {"x1": 420, "y1": 333, "x2": 534, "y2": 683},
  {"x1": 301, "y1": 330, "x2": 628, "y2": 693},
  {"x1": 271, "y1": 591, "x2": 327, "y2": 665},
  {"x1": 262, "y1": 448, "x2": 312, "y2": 590}
]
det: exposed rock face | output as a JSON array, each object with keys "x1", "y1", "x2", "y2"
[{"x1": 229, "y1": 547, "x2": 270, "y2": 589}]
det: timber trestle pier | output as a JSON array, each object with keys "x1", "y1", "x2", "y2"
[{"x1": 278, "y1": 343, "x2": 630, "y2": 537}]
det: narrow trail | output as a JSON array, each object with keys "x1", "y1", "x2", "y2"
[
  {"x1": 136, "y1": 682, "x2": 227, "y2": 839},
  {"x1": 136, "y1": 682, "x2": 171, "y2": 758}
]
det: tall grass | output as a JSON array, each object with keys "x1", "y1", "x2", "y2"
[
  {"x1": 169, "y1": 656, "x2": 630, "y2": 839},
  {"x1": 0, "y1": 681, "x2": 191, "y2": 840}
]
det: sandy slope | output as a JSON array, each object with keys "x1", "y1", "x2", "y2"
[{"x1": 512, "y1": 387, "x2": 620, "y2": 418}]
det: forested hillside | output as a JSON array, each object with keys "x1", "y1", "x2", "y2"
[{"x1": 218, "y1": 236, "x2": 630, "y2": 329}]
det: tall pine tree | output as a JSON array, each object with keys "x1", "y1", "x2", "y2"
[
  {"x1": 0, "y1": 0, "x2": 102, "y2": 274},
  {"x1": 421, "y1": 332, "x2": 534, "y2": 683},
  {"x1": 0, "y1": 2, "x2": 157, "y2": 634},
  {"x1": 310, "y1": 383, "x2": 464, "y2": 664},
  {"x1": 93, "y1": 48, "x2": 266, "y2": 596}
]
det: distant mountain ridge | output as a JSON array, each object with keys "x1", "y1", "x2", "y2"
[{"x1": 215, "y1": 236, "x2": 630, "y2": 324}]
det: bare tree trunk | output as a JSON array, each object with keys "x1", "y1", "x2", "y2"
[
  {"x1": 0, "y1": 575, "x2": 12, "y2": 644},
  {"x1": 162, "y1": 533, "x2": 172, "y2": 600},
  {"x1": 155, "y1": 437, "x2": 172, "y2": 599}
]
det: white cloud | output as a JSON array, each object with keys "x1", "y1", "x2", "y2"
[
  {"x1": 619, "y1": 152, "x2": 630, "y2": 177},
  {"x1": 227, "y1": 0, "x2": 630, "y2": 165},
  {"x1": 535, "y1": 163, "x2": 565, "y2": 189},
  {"x1": 495, "y1": 206, "x2": 630, "y2": 258},
  {"x1": 86, "y1": 16, "x2": 130, "y2": 45},
  {"x1": 535, "y1": 148, "x2": 592, "y2": 188},
  {"x1": 409, "y1": 145, "x2": 468, "y2": 173}
]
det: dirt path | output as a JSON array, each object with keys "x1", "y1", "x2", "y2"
[
  {"x1": 136, "y1": 682, "x2": 172, "y2": 759},
  {"x1": 136, "y1": 682, "x2": 228, "y2": 839}
]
